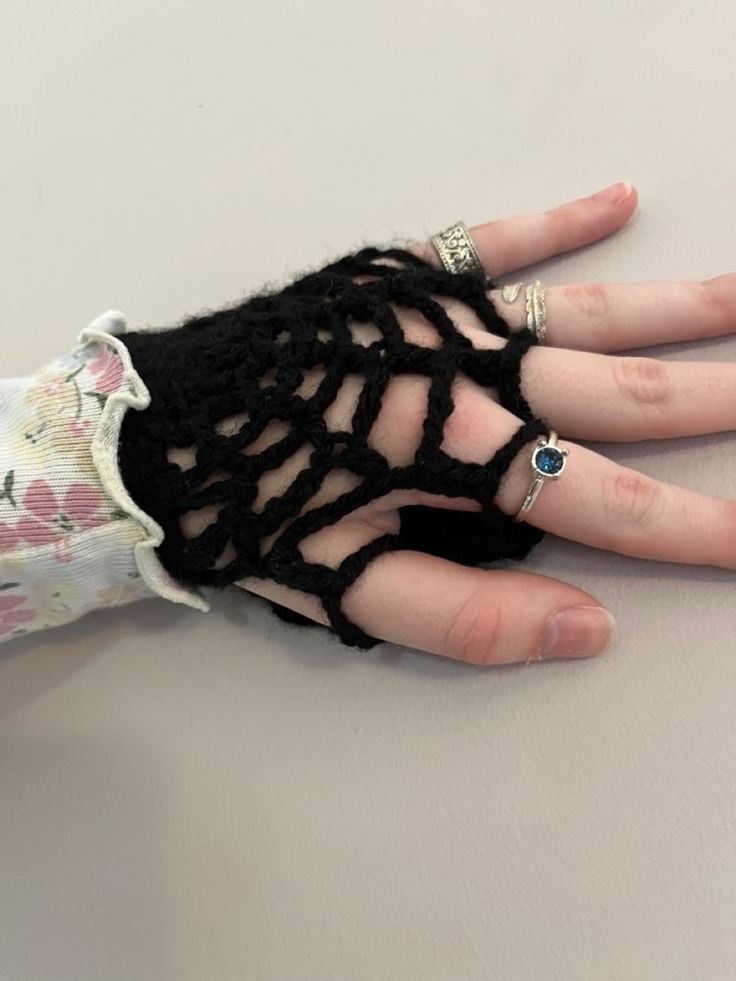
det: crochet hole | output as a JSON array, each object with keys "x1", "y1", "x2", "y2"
[
  {"x1": 253, "y1": 443, "x2": 313, "y2": 513},
  {"x1": 215, "y1": 411, "x2": 250, "y2": 437},
  {"x1": 195, "y1": 469, "x2": 231, "y2": 492},
  {"x1": 180, "y1": 500, "x2": 224, "y2": 539},
  {"x1": 323, "y1": 374, "x2": 363, "y2": 433},
  {"x1": 258, "y1": 368, "x2": 278, "y2": 390},
  {"x1": 298, "y1": 520, "x2": 381, "y2": 569},
  {"x1": 306, "y1": 468, "x2": 363, "y2": 510},
  {"x1": 257, "y1": 469, "x2": 364, "y2": 558},
  {"x1": 348, "y1": 319, "x2": 382, "y2": 347},
  {"x1": 441, "y1": 374, "x2": 507, "y2": 464},
  {"x1": 299, "y1": 498, "x2": 400, "y2": 568},
  {"x1": 243, "y1": 419, "x2": 292, "y2": 456},
  {"x1": 393, "y1": 305, "x2": 443, "y2": 349},
  {"x1": 213, "y1": 540, "x2": 236, "y2": 570},
  {"x1": 167, "y1": 446, "x2": 196, "y2": 471},
  {"x1": 353, "y1": 258, "x2": 406, "y2": 283},
  {"x1": 294, "y1": 367, "x2": 327, "y2": 400},
  {"x1": 367, "y1": 375, "x2": 430, "y2": 467}
]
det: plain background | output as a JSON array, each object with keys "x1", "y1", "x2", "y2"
[{"x1": 1, "y1": 2, "x2": 735, "y2": 979}]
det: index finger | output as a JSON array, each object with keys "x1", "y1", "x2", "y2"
[{"x1": 417, "y1": 182, "x2": 637, "y2": 277}]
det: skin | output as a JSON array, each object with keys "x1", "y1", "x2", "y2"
[{"x1": 184, "y1": 182, "x2": 736, "y2": 665}]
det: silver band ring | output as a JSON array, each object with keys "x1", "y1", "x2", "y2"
[
  {"x1": 501, "y1": 282, "x2": 523, "y2": 304},
  {"x1": 500, "y1": 281, "x2": 547, "y2": 345},
  {"x1": 430, "y1": 221, "x2": 486, "y2": 279},
  {"x1": 514, "y1": 430, "x2": 568, "y2": 521},
  {"x1": 525, "y1": 279, "x2": 547, "y2": 345}
]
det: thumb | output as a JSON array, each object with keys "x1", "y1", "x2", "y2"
[
  {"x1": 344, "y1": 551, "x2": 616, "y2": 665},
  {"x1": 244, "y1": 549, "x2": 616, "y2": 665}
]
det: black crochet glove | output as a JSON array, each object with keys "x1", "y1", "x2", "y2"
[{"x1": 118, "y1": 247, "x2": 548, "y2": 648}]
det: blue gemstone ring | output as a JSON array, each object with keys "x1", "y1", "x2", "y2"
[{"x1": 514, "y1": 431, "x2": 568, "y2": 521}]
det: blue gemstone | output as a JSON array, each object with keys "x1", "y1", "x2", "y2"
[{"x1": 535, "y1": 446, "x2": 564, "y2": 475}]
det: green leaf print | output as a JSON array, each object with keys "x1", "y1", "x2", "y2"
[
  {"x1": 0, "y1": 470, "x2": 16, "y2": 508},
  {"x1": 84, "y1": 391, "x2": 108, "y2": 409},
  {"x1": 64, "y1": 364, "x2": 85, "y2": 383}
]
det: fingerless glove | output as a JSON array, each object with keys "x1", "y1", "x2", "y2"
[{"x1": 119, "y1": 248, "x2": 548, "y2": 647}]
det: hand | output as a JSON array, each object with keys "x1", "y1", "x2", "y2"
[{"x1": 232, "y1": 182, "x2": 736, "y2": 664}]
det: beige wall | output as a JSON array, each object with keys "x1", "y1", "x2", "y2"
[{"x1": 1, "y1": 2, "x2": 735, "y2": 978}]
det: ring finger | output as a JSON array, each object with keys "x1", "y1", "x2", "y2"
[
  {"x1": 432, "y1": 387, "x2": 736, "y2": 570},
  {"x1": 496, "y1": 436, "x2": 736, "y2": 571},
  {"x1": 490, "y1": 275, "x2": 736, "y2": 352},
  {"x1": 365, "y1": 380, "x2": 736, "y2": 571}
]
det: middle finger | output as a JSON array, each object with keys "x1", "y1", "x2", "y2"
[
  {"x1": 520, "y1": 346, "x2": 736, "y2": 442},
  {"x1": 412, "y1": 295, "x2": 736, "y2": 444}
]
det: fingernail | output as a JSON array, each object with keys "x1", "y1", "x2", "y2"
[
  {"x1": 592, "y1": 181, "x2": 632, "y2": 205},
  {"x1": 540, "y1": 606, "x2": 615, "y2": 660}
]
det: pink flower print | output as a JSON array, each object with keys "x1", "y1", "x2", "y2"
[
  {"x1": 0, "y1": 594, "x2": 36, "y2": 636},
  {"x1": 54, "y1": 537, "x2": 73, "y2": 564},
  {"x1": 88, "y1": 349, "x2": 124, "y2": 394},
  {"x1": 42, "y1": 377, "x2": 65, "y2": 397},
  {"x1": 0, "y1": 522, "x2": 22, "y2": 554},
  {"x1": 17, "y1": 479, "x2": 107, "y2": 547},
  {"x1": 68, "y1": 419, "x2": 92, "y2": 440}
]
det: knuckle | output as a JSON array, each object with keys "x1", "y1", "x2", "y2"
[
  {"x1": 443, "y1": 582, "x2": 504, "y2": 665},
  {"x1": 604, "y1": 469, "x2": 663, "y2": 533},
  {"x1": 613, "y1": 356, "x2": 671, "y2": 409},
  {"x1": 412, "y1": 241, "x2": 437, "y2": 267},
  {"x1": 562, "y1": 283, "x2": 609, "y2": 321},
  {"x1": 698, "y1": 276, "x2": 736, "y2": 322},
  {"x1": 722, "y1": 499, "x2": 736, "y2": 557}
]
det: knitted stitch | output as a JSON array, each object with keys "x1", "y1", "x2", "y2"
[{"x1": 118, "y1": 248, "x2": 549, "y2": 648}]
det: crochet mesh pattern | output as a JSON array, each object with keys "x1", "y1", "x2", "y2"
[{"x1": 119, "y1": 247, "x2": 549, "y2": 648}]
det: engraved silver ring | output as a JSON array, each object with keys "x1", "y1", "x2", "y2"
[{"x1": 430, "y1": 221, "x2": 486, "y2": 279}]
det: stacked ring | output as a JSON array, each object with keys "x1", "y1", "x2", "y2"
[
  {"x1": 500, "y1": 279, "x2": 548, "y2": 344},
  {"x1": 526, "y1": 280, "x2": 547, "y2": 345}
]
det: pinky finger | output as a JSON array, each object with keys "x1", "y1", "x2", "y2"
[{"x1": 243, "y1": 551, "x2": 615, "y2": 665}]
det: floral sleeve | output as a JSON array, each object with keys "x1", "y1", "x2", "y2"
[{"x1": 0, "y1": 312, "x2": 207, "y2": 642}]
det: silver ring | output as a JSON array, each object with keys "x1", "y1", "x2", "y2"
[
  {"x1": 430, "y1": 221, "x2": 486, "y2": 279},
  {"x1": 525, "y1": 280, "x2": 547, "y2": 345},
  {"x1": 514, "y1": 431, "x2": 568, "y2": 521},
  {"x1": 501, "y1": 282, "x2": 523, "y2": 304}
]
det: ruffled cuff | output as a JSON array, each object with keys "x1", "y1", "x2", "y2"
[
  {"x1": 0, "y1": 312, "x2": 207, "y2": 642},
  {"x1": 80, "y1": 312, "x2": 209, "y2": 613}
]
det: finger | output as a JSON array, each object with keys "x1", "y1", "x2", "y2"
[
  {"x1": 381, "y1": 287, "x2": 736, "y2": 445},
  {"x1": 496, "y1": 438, "x2": 736, "y2": 570},
  {"x1": 243, "y1": 552, "x2": 615, "y2": 664},
  {"x1": 490, "y1": 275, "x2": 736, "y2": 352},
  {"x1": 391, "y1": 286, "x2": 736, "y2": 445},
  {"x1": 383, "y1": 275, "x2": 736, "y2": 444},
  {"x1": 417, "y1": 182, "x2": 637, "y2": 277},
  {"x1": 519, "y1": 347, "x2": 736, "y2": 442},
  {"x1": 397, "y1": 377, "x2": 736, "y2": 570}
]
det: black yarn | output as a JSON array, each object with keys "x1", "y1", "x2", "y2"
[{"x1": 118, "y1": 247, "x2": 548, "y2": 648}]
